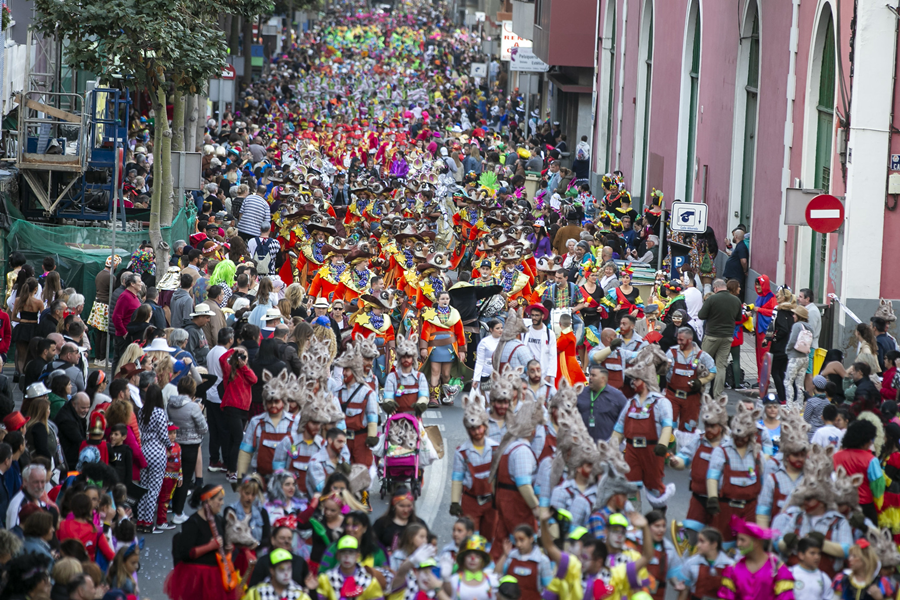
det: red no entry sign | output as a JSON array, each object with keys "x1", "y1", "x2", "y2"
[
  {"x1": 805, "y1": 194, "x2": 844, "y2": 233},
  {"x1": 221, "y1": 65, "x2": 236, "y2": 80}
]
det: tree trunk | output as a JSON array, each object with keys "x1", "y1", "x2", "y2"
[
  {"x1": 172, "y1": 90, "x2": 185, "y2": 152},
  {"x1": 160, "y1": 93, "x2": 174, "y2": 227},
  {"x1": 195, "y1": 83, "x2": 208, "y2": 149},
  {"x1": 149, "y1": 87, "x2": 168, "y2": 279},
  {"x1": 243, "y1": 16, "x2": 254, "y2": 86}
]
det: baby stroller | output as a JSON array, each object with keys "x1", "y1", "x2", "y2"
[{"x1": 379, "y1": 413, "x2": 422, "y2": 499}]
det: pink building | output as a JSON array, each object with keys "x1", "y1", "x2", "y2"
[{"x1": 591, "y1": 0, "x2": 900, "y2": 330}]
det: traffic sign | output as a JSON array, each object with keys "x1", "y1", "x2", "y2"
[
  {"x1": 470, "y1": 63, "x2": 487, "y2": 78},
  {"x1": 670, "y1": 201, "x2": 708, "y2": 234},
  {"x1": 805, "y1": 194, "x2": 844, "y2": 233},
  {"x1": 221, "y1": 65, "x2": 236, "y2": 80}
]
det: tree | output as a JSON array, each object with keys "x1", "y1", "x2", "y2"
[{"x1": 34, "y1": 0, "x2": 272, "y2": 275}]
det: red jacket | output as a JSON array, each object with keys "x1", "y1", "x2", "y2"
[
  {"x1": 58, "y1": 519, "x2": 115, "y2": 562},
  {"x1": 219, "y1": 348, "x2": 257, "y2": 411},
  {"x1": 833, "y1": 448, "x2": 879, "y2": 505}
]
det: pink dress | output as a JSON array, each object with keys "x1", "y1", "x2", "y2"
[{"x1": 718, "y1": 554, "x2": 795, "y2": 600}]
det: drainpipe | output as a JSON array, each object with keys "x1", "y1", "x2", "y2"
[
  {"x1": 776, "y1": 0, "x2": 801, "y2": 286},
  {"x1": 589, "y1": 0, "x2": 602, "y2": 175},
  {"x1": 614, "y1": 0, "x2": 627, "y2": 169},
  {"x1": 884, "y1": 4, "x2": 899, "y2": 211}
]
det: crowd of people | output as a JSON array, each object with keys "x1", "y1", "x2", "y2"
[{"x1": 1, "y1": 1, "x2": 900, "y2": 600}]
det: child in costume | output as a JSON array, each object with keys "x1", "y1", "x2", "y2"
[{"x1": 718, "y1": 515, "x2": 795, "y2": 600}]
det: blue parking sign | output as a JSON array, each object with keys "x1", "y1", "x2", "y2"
[{"x1": 892, "y1": 154, "x2": 900, "y2": 171}]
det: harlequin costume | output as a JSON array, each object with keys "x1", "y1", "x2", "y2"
[{"x1": 157, "y1": 423, "x2": 182, "y2": 526}]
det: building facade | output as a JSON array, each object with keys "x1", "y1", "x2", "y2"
[{"x1": 589, "y1": 0, "x2": 900, "y2": 339}]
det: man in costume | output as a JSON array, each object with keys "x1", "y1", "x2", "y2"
[
  {"x1": 331, "y1": 342, "x2": 379, "y2": 472},
  {"x1": 611, "y1": 346, "x2": 677, "y2": 511},
  {"x1": 382, "y1": 333, "x2": 429, "y2": 416},
  {"x1": 670, "y1": 394, "x2": 730, "y2": 533},
  {"x1": 705, "y1": 403, "x2": 764, "y2": 551},
  {"x1": 236, "y1": 374, "x2": 297, "y2": 479},
  {"x1": 450, "y1": 390, "x2": 499, "y2": 537},
  {"x1": 489, "y1": 376, "x2": 544, "y2": 561},
  {"x1": 334, "y1": 242, "x2": 376, "y2": 304},
  {"x1": 307, "y1": 241, "x2": 350, "y2": 301},
  {"x1": 756, "y1": 406, "x2": 809, "y2": 528},
  {"x1": 751, "y1": 275, "x2": 778, "y2": 388},
  {"x1": 664, "y1": 327, "x2": 716, "y2": 433},
  {"x1": 492, "y1": 309, "x2": 535, "y2": 373},
  {"x1": 350, "y1": 289, "x2": 397, "y2": 386}
]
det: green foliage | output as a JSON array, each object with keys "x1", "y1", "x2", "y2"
[{"x1": 33, "y1": 0, "x2": 274, "y2": 93}]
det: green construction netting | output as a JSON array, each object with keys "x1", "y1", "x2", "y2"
[{"x1": 4, "y1": 205, "x2": 196, "y2": 318}]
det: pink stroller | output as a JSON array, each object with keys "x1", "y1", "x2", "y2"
[{"x1": 379, "y1": 413, "x2": 422, "y2": 499}]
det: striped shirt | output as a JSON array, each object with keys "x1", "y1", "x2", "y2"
[
  {"x1": 237, "y1": 194, "x2": 271, "y2": 236},
  {"x1": 503, "y1": 440, "x2": 537, "y2": 487},
  {"x1": 549, "y1": 480, "x2": 597, "y2": 528},
  {"x1": 451, "y1": 439, "x2": 498, "y2": 489},
  {"x1": 757, "y1": 466, "x2": 803, "y2": 518},
  {"x1": 707, "y1": 440, "x2": 758, "y2": 486},
  {"x1": 613, "y1": 392, "x2": 674, "y2": 439},
  {"x1": 772, "y1": 506, "x2": 853, "y2": 570},
  {"x1": 536, "y1": 455, "x2": 554, "y2": 507}
]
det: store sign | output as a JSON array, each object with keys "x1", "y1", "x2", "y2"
[
  {"x1": 510, "y1": 47, "x2": 548, "y2": 72},
  {"x1": 500, "y1": 20, "x2": 532, "y2": 61}
]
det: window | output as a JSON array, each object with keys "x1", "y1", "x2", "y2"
[
  {"x1": 738, "y1": 7, "x2": 759, "y2": 226},
  {"x1": 683, "y1": 2, "x2": 701, "y2": 201},
  {"x1": 810, "y1": 10, "x2": 835, "y2": 299}
]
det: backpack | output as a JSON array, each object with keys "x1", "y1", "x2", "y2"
[
  {"x1": 253, "y1": 238, "x2": 273, "y2": 275},
  {"x1": 794, "y1": 325, "x2": 813, "y2": 354}
]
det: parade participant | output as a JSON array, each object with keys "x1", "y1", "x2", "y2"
[
  {"x1": 272, "y1": 387, "x2": 344, "y2": 496},
  {"x1": 447, "y1": 271, "x2": 503, "y2": 371},
  {"x1": 489, "y1": 392, "x2": 544, "y2": 561},
  {"x1": 496, "y1": 246, "x2": 535, "y2": 305},
  {"x1": 236, "y1": 374, "x2": 297, "y2": 478},
  {"x1": 547, "y1": 409, "x2": 603, "y2": 528},
  {"x1": 629, "y1": 510, "x2": 680, "y2": 600},
  {"x1": 521, "y1": 361, "x2": 554, "y2": 410},
  {"x1": 332, "y1": 342, "x2": 379, "y2": 469},
  {"x1": 676, "y1": 527, "x2": 734, "y2": 600},
  {"x1": 487, "y1": 364, "x2": 522, "y2": 443},
  {"x1": 610, "y1": 346, "x2": 676, "y2": 511},
  {"x1": 306, "y1": 428, "x2": 352, "y2": 497},
  {"x1": 540, "y1": 508, "x2": 654, "y2": 600},
  {"x1": 832, "y1": 419, "x2": 885, "y2": 525},
  {"x1": 521, "y1": 304, "x2": 556, "y2": 383},
  {"x1": 290, "y1": 214, "x2": 336, "y2": 286},
  {"x1": 575, "y1": 262, "x2": 606, "y2": 369},
  {"x1": 670, "y1": 394, "x2": 730, "y2": 533},
  {"x1": 354, "y1": 334, "x2": 382, "y2": 395},
  {"x1": 473, "y1": 320, "x2": 503, "y2": 392},
  {"x1": 772, "y1": 445, "x2": 852, "y2": 578},
  {"x1": 335, "y1": 242, "x2": 376, "y2": 304},
  {"x1": 494, "y1": 524, "x2": 553, "y2": 600},
  {"x1": 373, "y1": 485, "x2": 429, "y2": 552},
  {"x1": 589, "y1": 329, "x2": 631, "y2": 391},
  {"x1": 705, "y1": 403, "x2": 764, "y2": 550},
  {"x1": 601, "y1": 264, "x2": 644, "y2": 326},
  {"x1": 757, "y1": 407, "x2": 810, "y2": 527},
  {"x1": 263, "y1": 470, "x2": 307, "y2": 524},
  {"x1": 717, "y1": 516, "x2": 795, "y2": 600},
  {"x1": 307, "y1": 241, "x2": 350, "y2": 302},
  {"x1": 164, "y1": 484, "x2": 239, "y2": 600},
  {"x1": 241, "y1": 548, "x2": 313, "y2": 600},
  {"x1": 830, "y1": 540, "x2": 883, "y2": 600},
  {"x1": 445, "y1": 535, "x2": 497, "y2": 600},
  {"x1": 316, "y1": 536, "x2": 385, "y2": 600},
  {"x1": 352, "y1": 290, "x2": 397, "y2": 384},
  {"x1": 491, "y1": 309, "x2": 535, "y2": 373},
  {"x1": 588, "y1": 459, "x2": 638, "y2": 541},
  {"x1": 414, "y1": 253, "x2": 453, "y2": 310},
  {"x1": 382, "y1": 334, "x2": 429, "y2": 417},
  {"x1": 450, "y1": 391, "x2": 499, "y2": 537},
  {"x1": 555, "y1": 314, "x2": 587, "y2": 387},
  {"x1": 87, "y1": 254, "x2": 121, "y2": 368},
  {"x1": 419, "y1": 289, "x2": 471, "y2": 407},
  {"x1": 664, "y1": 327, "x2": 715, "y2": 433}
]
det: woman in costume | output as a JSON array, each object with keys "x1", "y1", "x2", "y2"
[
  {"x1": 574, "y1": 261, "x2": 606, "y2": 369},
  {"x1": 307, "y1": 241, "x2": 350, "y2": 302},
  {"x1": 555, "y1": 313, "x2": 587, "y2": 388},
  {"x1": 419, "y1": 288, "x2": 472, "y2": 408},
  {"x1": 164, "y1": 484, "x2": 239, "y2": 600},
  {"x1": 601, "y1": 263, "x2": 644, "y2": 328},
  {"x1": 717, "y1": 516, "x2": 794, "y2": 600},
  {"x1": 294, "y1": 213, "x2": 338, "y2": 287},
  {"x1": 334, "y1": 242, "x2": 376, "y2": 304}
]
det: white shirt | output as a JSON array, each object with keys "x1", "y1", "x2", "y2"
[
  {"x1": 684, "y1": 286, "x2": 705, "y2": 341},
  {"x1": 521, "y1": 325, "x2": 557, "y2": 379},
  {"x1": 810, "y1": 425, "x2": 845, "y2": 450},
  {"x1": 473, "y1": 336, "x2": 500, "y2": 382},
  {"x1": 789, "y1": 565, "x2": 831, "y2": 600},
  {"x1": 128, "y1": 383, "x2": 142, "y2": 409},
  {"x1": 206, "y1": 345, "x2": 229, "y2": 404}
]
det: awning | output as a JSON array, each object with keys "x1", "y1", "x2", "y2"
[{"x1": 548, "y1": 72, "x2": 591, "y2": 94}]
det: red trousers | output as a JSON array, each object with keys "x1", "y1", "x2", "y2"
[
  {"x1": 491, "y1": 488, "x2": 535, "y2": 561},
  {"x1": 347, "y1": 434, "x2": 373, "y2": 467},
  {"x1": 755, "y1": 332, "x2": 768, "y2": 388},
  {"x1": 157, "y1": 477, "x2": 178, "y2": 525},
  {"x1": 713, "y1": 499, "x2": 757, "y2": 543},
  {"x1": 461, "y1": 493, "x2": 497, "y2": 539},
  {"x1": 668, "y1": 392, "x2": 701, "y2": 433},
  {"x1": 624, "y1": 444, "x2": 665, "y2": 495}
]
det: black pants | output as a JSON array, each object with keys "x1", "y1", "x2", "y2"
[
  {"x1": 238, "y1": 231, "x2": 255, "y2": 242},
  {"x1": 222, "y1": 406, "x2": 247, "y2": 474},
  {"x1": 861, "y1": 502, "x2": 878, "y2": 525},
  {"x1": 113, "y1": 336, "x2": 129, "y2": 365},
  {"x1": 203, "y1": 399, "x2": 226, "y2": 464},
  {"x1": 171, "y1": 443, "x2": 200, "y2": 515},
  {"x1": 93, "y1": 330, "x2": 108, "y2": 361},
  {"x1": 772, "y1": 354, "x2": 788, "y2": 401}
]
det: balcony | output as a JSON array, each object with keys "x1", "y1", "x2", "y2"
[{"x1": 531, "y1": 0, "x2": 596, "y2": 68}]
